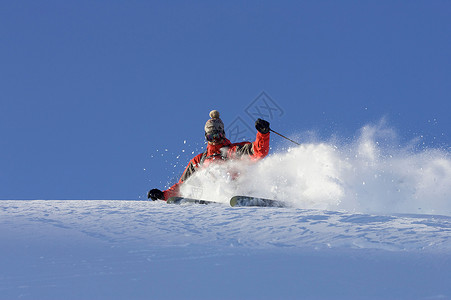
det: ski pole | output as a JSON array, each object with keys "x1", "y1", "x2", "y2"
[{"x1": 270, "y1": 129, "x2": 301, "y2": 146}]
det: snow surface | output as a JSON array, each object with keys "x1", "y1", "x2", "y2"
[
  {"x1": 1, "y1": 200, "x2": 450, "y2": 300},
  {"x1": 2, "y1": 125, "x2": 450, "y2": 299}
]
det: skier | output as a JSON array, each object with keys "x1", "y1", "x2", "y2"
[{"x1": 147, "y1": 110, "x2": 271, "y2": 201}]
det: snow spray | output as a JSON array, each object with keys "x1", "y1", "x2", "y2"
[{"x1": 179, "y1": 123, "x2": 451, "y2": 216}]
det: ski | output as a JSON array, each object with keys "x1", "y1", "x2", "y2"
[
  {"x1": 166, "y1": 197, "x2": 219, "y2": 205},
  {"x1": 166, "y1": 196, "x2": 286, "y2": 207},
  {"x1": 230, "y1": 196, "x2": 286, "y2": 207}
]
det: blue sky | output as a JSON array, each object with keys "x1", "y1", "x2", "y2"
[{"x1": 1, "y1": 1, "x2": 450, "y2": 200}]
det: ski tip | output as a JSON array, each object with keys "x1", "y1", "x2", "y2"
[{"x1": 230, "y1": 196, "x2": 238, "y2": 207}]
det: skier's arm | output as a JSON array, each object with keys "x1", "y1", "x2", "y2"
[
  {"x1": 233, "y1": 119, "x2": 270, "y2": 159},
  {"x1": 233, "y1": 132, "x2": 269, "y2": 158},
  {"x1": 252, "y1": 118, "x2": 270, "y2": 158},
  {"x1": 251, "y1": 131, "x2": 270, "y2": 159}
]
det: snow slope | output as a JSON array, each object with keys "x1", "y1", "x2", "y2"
[
  {"x1": 2, "y1": 125, "x2": 450, "y2": 299},
  {"x1": 1, "y1": 200, "x2": 450, "y2": 299}
]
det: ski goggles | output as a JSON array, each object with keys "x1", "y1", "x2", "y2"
[{"x1": 205, "y1": 130, "x2": 225, "y2": 143}]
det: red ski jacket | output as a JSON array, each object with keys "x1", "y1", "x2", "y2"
[{"x1": 163, "y1": 131, "x2": 270, "y2": 200}]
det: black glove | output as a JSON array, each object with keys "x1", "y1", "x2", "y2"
[
  {"x1": 255, "y1": 118, "x2": 270, "y2": 134},
  {"x1": 147, "y1": 188, "x2": 164, "y2": 201}
]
